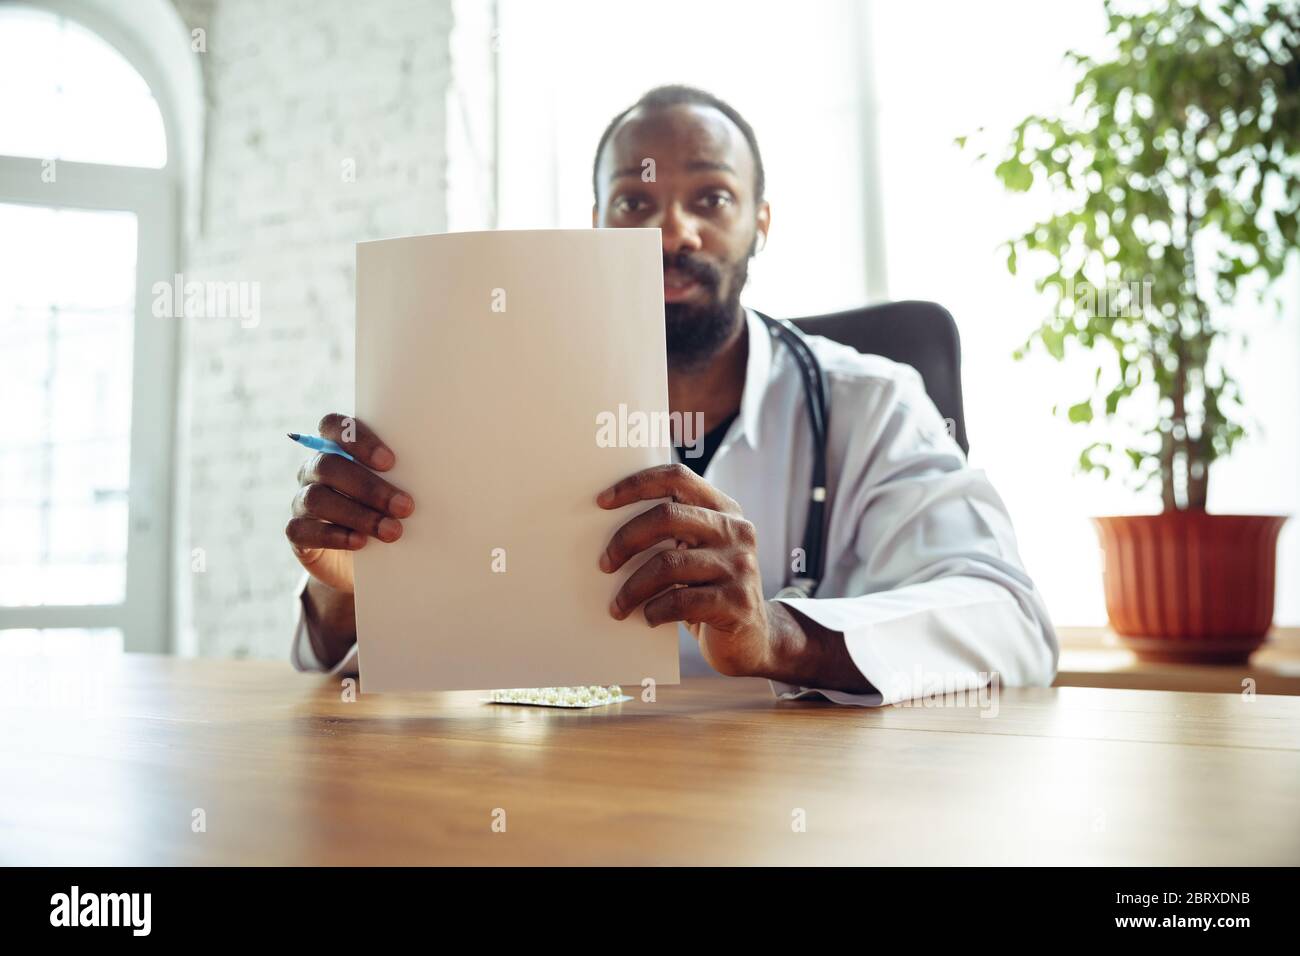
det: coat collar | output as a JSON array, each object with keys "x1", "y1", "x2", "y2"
[{"x1": 735, "y1": 306, "x2": 776, "y2": 449}]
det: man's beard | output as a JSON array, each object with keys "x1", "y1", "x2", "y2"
[{"x1": 663, "y1": 249, "x2": 750, "y2": 370}]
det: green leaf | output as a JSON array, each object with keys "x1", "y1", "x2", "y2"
[
  {"x1": 1041, "y1": 325, "x2": 1066, "y2": 361},
  {"x1": 995, "y1": 157, "x2": 1035, "y2": 192}
]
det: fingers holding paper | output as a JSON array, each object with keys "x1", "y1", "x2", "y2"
[
  {"x1": 318, "y1": 412, "x2": 397, "y2": 470},
  {"x1": 296, "y1": 450, "x2": 414, "y2": 528},
  {"x1": 598, "y1": 463, "x2": 775, "y2": 678},
  {"x1": 596, "y1": 462, "x2": 743, "y2": 516},
  {"x1": 285, "y1": 412, "x2": 414, "y2": 595}
]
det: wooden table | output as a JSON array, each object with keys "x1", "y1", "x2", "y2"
[
  {"x1": 1055, "y1": 626, "x2": 1300, "y2": 695},
  {"x1": 2, "y1": 654, "x2": 1297, "y2": 865}
]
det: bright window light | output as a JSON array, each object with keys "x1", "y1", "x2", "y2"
[
  {"x1": 0, "y1": 203, "x2": 138, "y2": 606},
  {"x1": 0, "y1": 4, "x2": 168, "y2": 168}
]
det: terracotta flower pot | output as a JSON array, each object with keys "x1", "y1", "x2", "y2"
[{"x1": 1091, "y1": 512, "x2": 1289, "y2": 664}]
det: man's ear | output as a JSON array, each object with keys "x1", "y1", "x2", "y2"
[{"x1": 755, "y1": 201, "x2": 771, "y2": 252}]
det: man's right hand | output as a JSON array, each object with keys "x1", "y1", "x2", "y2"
[{"x1": 285, "y1": 414, "x2": 414, "y2": 662}]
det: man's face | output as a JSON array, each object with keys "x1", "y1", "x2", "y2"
[{"x1": 594, "y1": 103, "x2": 770, "y2": 369}]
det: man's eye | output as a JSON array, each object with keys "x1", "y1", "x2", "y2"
[
  {"x1": 699, "y1": 191, "x2": 733, "y2": 209},
  {"x1": 613, "y1": 195, "x2": 648, "y2": 214}
]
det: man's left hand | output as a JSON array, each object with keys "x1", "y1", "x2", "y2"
[{"x1": 597, "y1": 462, "x2": 778, "y2": 677}]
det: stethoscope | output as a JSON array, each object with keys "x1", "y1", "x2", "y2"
[{"x1": 753, "y1": 311, "x2": 830, "y2": 601}]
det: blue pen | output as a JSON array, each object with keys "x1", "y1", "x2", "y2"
[{"x1": 287, "y1": 432, "x2": 355, "y2": 461}]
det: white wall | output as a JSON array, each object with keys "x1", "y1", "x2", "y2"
[{"x1": 170, "y1": 0, "x2": 452, "y2": 658}]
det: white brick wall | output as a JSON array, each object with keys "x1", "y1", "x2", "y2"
[{"x1": 170, "y1": 0, "x2": 452, "y2": 659}]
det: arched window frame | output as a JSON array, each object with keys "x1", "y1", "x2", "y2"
[{"x1": 0, "y1": 0, "x2": 203, "y2": 651}]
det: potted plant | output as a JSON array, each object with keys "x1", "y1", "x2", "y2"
[{"x1": 969, "y1": 0, "x2": 1298, "y2": 663}]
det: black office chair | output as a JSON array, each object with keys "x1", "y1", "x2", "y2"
[{"x1": 790, "y1": 300, "x2": 970, "y2": 455}]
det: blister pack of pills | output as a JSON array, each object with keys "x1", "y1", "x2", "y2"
[{"x1": 484, "y1": 685, "x2": 632, "y2": 708}]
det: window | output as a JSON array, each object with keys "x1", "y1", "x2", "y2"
[
  {"x1": 0, "y1": 4, "x2": 167, "y2": 168},
  {"x1": 0, "y1": 203, "x2": 137, "y2": 606},
  {"x1": 0, "y1": 4, "x2": 179, "y2": 650}
]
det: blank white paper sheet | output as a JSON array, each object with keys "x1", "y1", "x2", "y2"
[{"x1": 353, "y1": 228, "x2": 680, "y2": 692}]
